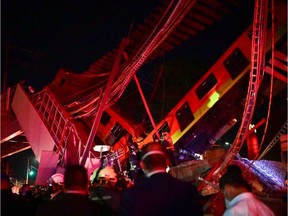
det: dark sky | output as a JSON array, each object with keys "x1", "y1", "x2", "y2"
[
  {"x1": 2, "y1": 149, "x2": 38, "y2": 184},
  {"x1": 2, "y1": 0, "x2": 162, "y2": 90}
]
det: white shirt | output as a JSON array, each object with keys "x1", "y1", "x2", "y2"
[{"x1": 223, "y1": 192, "x2": 275, "y2": 216}]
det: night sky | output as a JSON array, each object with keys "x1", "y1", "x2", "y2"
[
  {"x1": 2, "y1": 149, "x2": 38, "y2": 184},
  {"x1": 2, "y1": 0, "x2": 161, "y2": 90}
]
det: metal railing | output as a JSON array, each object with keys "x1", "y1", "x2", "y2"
[
  {"x1": 25, "y1": 85, "x2": 82, "y2": 165},
  {"x1": 215, "y1": 0, "x2": 269, "y2": 176}
]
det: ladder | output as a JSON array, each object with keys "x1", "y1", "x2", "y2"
[
  {"x1": 197, "y1": 0, "x2": 270, "y2": 188},
  {"x1": 215, "y1": 0, "x2": 269, "y2": 176},
  {"x1": 258, "y1": 121, "x2": 288, "y2": 160},
  {"x1": 29, "y1": 86, "x2": 84, "y2": 165}
]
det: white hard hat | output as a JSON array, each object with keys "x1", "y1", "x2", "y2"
[{"x1": 50, "y1": 173, "x2": 64, "y2": 184}]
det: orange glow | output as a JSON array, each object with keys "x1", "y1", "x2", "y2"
[{"x1": 246, "y1": 132, "x2": 259, "y2": 159}]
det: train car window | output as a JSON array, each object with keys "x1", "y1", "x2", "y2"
[
  {"x1": 223, "y1": 48, "x2": 250, "y2": 79},
  {"x1": 176, "y1": 101, "x2": 195, "y2": 131},
  {"x1": 105, "y1": 122, "x2": 127, "y2": 146},
  {"x1": 152, "y1": 121, "x2": 170, "y2": 142},
  {"x1": 100, "y1": 111, "x2": 111, "y2": 126},
  {"x1": 195, "y1": 73, "x2": 217, "y2": 100}
]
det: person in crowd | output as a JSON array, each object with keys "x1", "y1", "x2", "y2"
[
  {"x1": 126, "y1": 134, "x2": 144, "y2": 184},
  {"x1": 119, "y1": 142, "x2": 203, "y2": 216},
  {"x1": 90, "y1": 166, "x2": 122, "y2": 215},
  {"x1": 32, "y1": 185, "x2": 47, "y2": 205},
  {"x1": 19, "y1": 183, "x2": 39, "y2": 215},
  {"x1": 47, "y1": 173, "x2": 64, "y2": 201},
  {"x1": 1, "y1": 173, "x2": 32, "y2": 216},
  {"x1": 160, "y1": 132, "x2": 178, "y2": 166},
  {"x1": 219, "y1": 165, "x2": 275, "y2": 216},
  {"x1": 36, "y1": 164, "x2": 106, "y2": 216}
]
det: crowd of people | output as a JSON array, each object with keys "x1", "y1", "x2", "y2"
[{"x1": 1, "y1": 141, "x2": 278, "y2": 216}]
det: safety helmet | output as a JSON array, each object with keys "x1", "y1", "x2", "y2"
[{"x1": 49, "y1": 173, "x2": 64, "y2": 185}]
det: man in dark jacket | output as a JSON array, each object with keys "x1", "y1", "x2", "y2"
[
  {"x1": 119, "y1": 142, "x2": 203, "y2": 216},
  {"x1": 36, "y1": 164, "x2": 108, "y2": 216}
]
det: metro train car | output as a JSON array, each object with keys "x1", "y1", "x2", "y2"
[{"x1": 138, "y1": 1, "x2": 287, "y2": 157}]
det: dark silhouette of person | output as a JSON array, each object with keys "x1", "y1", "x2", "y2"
[
  {"x1": 19, "y1": 183, "x2": 40, "y2": 215},
  {"x1": 90, "y1": 166, "x2": 122, "y2": 216},
  {"x1": 1, "y1": 173, "x2": 33, "y2": 216},
  {"x1": 47, "y1": 173, "x2": 64, "y2": 201},
  {"x1": 36, "y1": 164, "x2": 107, "y2": 216},
  {"x1": 119, "y1": 142, "x2": 203, "y2": 216}
]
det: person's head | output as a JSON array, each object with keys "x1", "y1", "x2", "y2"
[
  {"x1": 64, "y1": 164, "x2": 89, "y2": 193},
  {"x1": 226, "y1": 164, "x2": 243, "y2": 176},
  {"x1": 48, "y1": 173, "x2": 64, "y2": 193},
  {"x1": 1, "y1": 173, "x2": 11, "y2": 191},
  {"x1": 139, "y1": 142, "x2": 169, "y2": 176},
  {"x1": 219, "y1": 166, "x2": 251, "y2": 201},
  {"x1": 97, "y1": 166, "x2": 117, "y2": 186},
  {"x1": 20, "y1": 184, "x2": 32, "y2": 196}
]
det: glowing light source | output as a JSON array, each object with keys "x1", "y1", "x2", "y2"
[
  {"x1": 207, "y1": 92, "x2": 220, "y2": 108},
  {"x1": 194, "y1": 153, "x2": 203, "y2": 160},
  {"x1": 249, "y1": 124, "x2": 257, "y2": 133},
  {"x1": 29, "y1": 170, "x2": 35, "y2": 176}
]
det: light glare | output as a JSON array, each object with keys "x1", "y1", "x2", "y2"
[{"x1": 207, "y1": 92, "x2": 220, "y2": 108}]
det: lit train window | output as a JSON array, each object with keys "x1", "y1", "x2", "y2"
[
  {"x1": 223, "y1": 48, "x2": 250, "y2": 79},
  {"x1": 105, "y1": 122, "x2": 127, "y2": 146},
  {"x1": 195, "y1": 73, "x2": 217, "y2": 100},
  {"x1": 176, "y1": 101, "x2": 195, "y2": 131}
]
